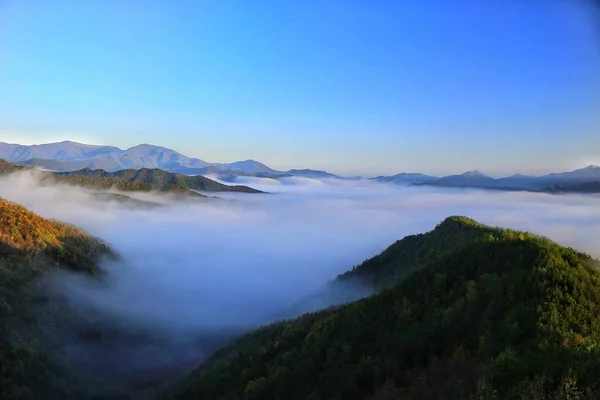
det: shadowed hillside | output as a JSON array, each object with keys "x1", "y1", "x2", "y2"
[
  {"x1": 164, "y1": 217, "x2": 600, "y2": 400},
  {"x1": 0, "y1": 197, "x2": 114, "y2": 399}
]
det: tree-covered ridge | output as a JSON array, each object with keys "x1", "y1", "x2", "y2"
[
  {"x1": 53, "y1": 167, "x2": 263, "y2": 194},
  {"x1": 165, "y1": 217, "x2": 600, "y2": 400},
  {"x1": 337, "y1": 216, "x2": 524, "y2": 290},
  {"x1": 0, "y1": 197, "x2": 114, "y2": 399},
  {"x1": 0, "y1": 159, "x2": 25, "y2": 174},
  {"x1": 0, "y1": 197, "x2": 112, "y2": 273},
  {"x1": 0, "y1": 158, "x2": 263, "y2": 195}
]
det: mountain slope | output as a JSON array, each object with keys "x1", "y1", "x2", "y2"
[
  {"x1": 2, "y1": 141, "x2": 346, "y2": 180},
  {"x1": 0, "y1": 159, "x2": 263, "y2": 195},
  {"x1": 0, "y1": 198, "x2": 112, "y2": 273},
  {"x1": 371, "y1": 172, "x2": 438, "y2": 185},
  {"x1": 285, "y1": 169, "x2": 341, "y2": 179},
  {"x1": 0, "y1": 159, "x2": 26, "y2": 174},
  {"x1": 112, "y1": 143, "x2": 210, "y2": 170},
  {"x1": 52, "y1": 167, "x2": 263, "y2": 194},
  {"x1": 418, "y1": 166, "x2": 600, "y2": 193},
  {"x1": 336, "y1": 216, "x2": 506, "y2": 290},
  {"x1": 221, "y1": 160, "x2": 277, "y2": 174},
  {"x1": 431, "y1": 170, "x2": 497, "y2": 188},
  {"x1": 0, "y1": 141, "x2": 209, "y2": 172},
  {"x1": 21, "y1": 157, "x2": 123, "y2": 172},
  {"x1": 0, "y1": 197, "x2": 114, "y2": 399},
  {"x1": 0, "y1": 141, "x2": 121, "y2": 163},
  {"x1": 164, "y1": 217, "x2": 600, "y2": 400},
  {"x1": 539, "y1": 165, "x2": 600, "y2": 185}
]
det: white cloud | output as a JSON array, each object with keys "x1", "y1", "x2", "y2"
[{"x1": 0, "y1": 171, "x2": 598, "y2": 394}]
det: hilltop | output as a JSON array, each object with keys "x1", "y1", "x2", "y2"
[
  {"x1": 0, "y1": 197, "x2": 114, "y2": 398},
  {"x1": 336, "y1": 216, "x2": 513, "y2": 290},
  {"x1": 164, "y1": 217, "x2": 600, "y2": 399}
]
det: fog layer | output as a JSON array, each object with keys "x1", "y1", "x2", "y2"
[{"x1": 0, "y1": 171, "x2": 598, "y2": 396}]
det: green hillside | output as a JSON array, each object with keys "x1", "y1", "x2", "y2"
[
  {"x1": 0, "y1": 159, "x2": 262, "y2": 195},
  {"x1": 164, "y1": 217, "x2": 600, "y2": 400},
  {"x1": 0, "y1": 197, "x2": 114, "y2": 399},
  {"x1": 336, "y1": 216, "x2": 506, "y2": 290},
  {"x1": 53, "y1": 167, "x2": 263, "y2": 194}
]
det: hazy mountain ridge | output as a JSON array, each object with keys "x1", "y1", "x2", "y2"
[
  {"x1": 6, "y1": 142, "x2": 598, "y2": 192},
  {"x1": 370, "y1": 172, "x2": 438, "y2": 184},
  {"x1": 392, "y1": 165, "x2": 600, "y2": 194},
  {"x1": 1, "y1": 141, "x2": 346, "y2": 180},
  {"x1": 1, "y1": 141, "x2": 209, "y2": 172}
]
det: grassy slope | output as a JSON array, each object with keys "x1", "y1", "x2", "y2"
[
  {"x1": 165, "y1": 217, "x2": 600, "y2": 400},
  {"x1": 0, "y1": 197, "x2": 113, "y2": 399}
]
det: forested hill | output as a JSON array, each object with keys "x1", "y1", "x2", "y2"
[
  {"x1": 0, "y1": 159, "x2": 25, "y2": 174},
  {"x1": 165, "y1": 217, "x2": 600, "y2": 399},
  {"x1": 53, "y1": 167, "x2": 263, "y2": 194},
  {"x1": 0, "y1": 159, "x2": 263, "y2": 194},
  {"x1": 336, "y1": 216, "x2": 523, "y2": 290},
  {"x1": 0, "y1": 197, "x2": 114, "y2": 398}
]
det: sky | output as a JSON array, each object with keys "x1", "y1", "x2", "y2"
[{"x1": 0, "y1": 0, "x2": 599, "y2": 176}]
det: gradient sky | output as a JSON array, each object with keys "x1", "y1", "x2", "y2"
[{"x1": 0, "y1": 1, "x2": 599, "y2": 176}]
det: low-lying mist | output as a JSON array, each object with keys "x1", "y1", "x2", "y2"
[{"x1": 1, "y1": 170, "x2": 599, "y2": 396}]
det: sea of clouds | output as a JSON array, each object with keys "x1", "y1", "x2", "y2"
[{"x1": 0, "y1": 170, "x2": 598, "y2": 395}]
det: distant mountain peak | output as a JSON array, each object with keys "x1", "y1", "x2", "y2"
[
  {"x1": 462, "y1": 170, "x2": 486, "y2": 177},
  {"x1": 226, "y1": 159, "x2": 276, "y2": 173},
  {"x1": 127, "y1": 143, "x2": 169, "y2": 151}
]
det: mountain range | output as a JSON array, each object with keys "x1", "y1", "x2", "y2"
[
  {"x1": 0, "y1": 141, "x2": 346, "y2": 181},
  {"x1": 372, "y1": 167, "x2": 600, "y2": 194},
  {"x1": 2, "y1": 141, "x2": 599, "y2": 193}
]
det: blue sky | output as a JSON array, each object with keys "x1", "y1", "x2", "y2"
[{"x1": 0, "y1": 0, "x2": 598, "y2": 176}]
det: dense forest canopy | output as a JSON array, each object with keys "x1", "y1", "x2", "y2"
[
  {"x1": 165, "y1": 217, "x2": 600, "y2": 400},
  {"x1": 53, "y1": 167, "x2": 263, "y2": 194}
]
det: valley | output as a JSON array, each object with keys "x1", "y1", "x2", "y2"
[
  {"x1": 0, "y1": 165, "x2": 599, "y2": 399},
  {"x1": 3, "y1": 1, "x2": 599, "y2": 398}
]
